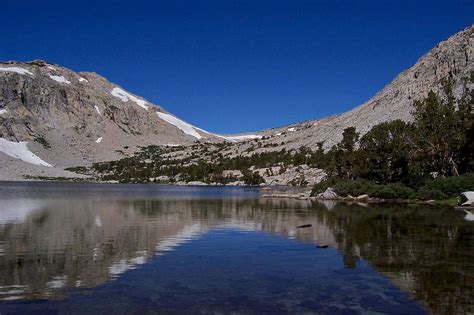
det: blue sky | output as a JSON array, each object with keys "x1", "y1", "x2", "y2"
[{"x1": 1, "y1": 1, "x2": 473, "y2": 133}]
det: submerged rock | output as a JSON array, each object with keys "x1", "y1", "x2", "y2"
[{"x1": 296, "y1": 224, "x2": 312, "y2": 228}]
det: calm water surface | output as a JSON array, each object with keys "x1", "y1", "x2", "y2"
[{"x1": 0, "y1": 182, "x2": 473, "y2": 314}]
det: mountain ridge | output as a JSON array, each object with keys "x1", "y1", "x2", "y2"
[
  {"x1": 0, "y1": 24, "x2": 473, "y2": 181},
  {"x1": 0, "y1": 60, "x2": 260, "y2": 174},
  {"x1": 255, "y1": 24, "x2": 473, "y2": 150}
]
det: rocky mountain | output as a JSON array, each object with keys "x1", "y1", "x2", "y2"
[
  {"x1": 254, "y1": 24, "x2": 474, "y2": 150},
  {"x1": 0, "y1": 60, "x2": 259, "y2": 179},
  {"x1": 147, "y1": 24, "x2": 473, "y2": 186},
  {"x1": 0, "y1": 24, "x2": 472, "y2": 181}
]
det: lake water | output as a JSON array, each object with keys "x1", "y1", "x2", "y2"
[{"x1": 0, "y1": 182, "x2": 473, "y2": 314}]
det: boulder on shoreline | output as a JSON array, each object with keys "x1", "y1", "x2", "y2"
[
  {"x1": 355, "y1": 194, "x2": 369, "y2": 201},
  {"x1": 318, "y1": 187, "x2": 338, "y2": 199}
]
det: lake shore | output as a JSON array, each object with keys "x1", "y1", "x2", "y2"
[{"x1": 260, "y1": 191, "x2": 453, "y2": 206}]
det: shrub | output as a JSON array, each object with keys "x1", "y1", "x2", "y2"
[
  {"x1": 313, "y1": 174, "x2": 474, "y2": 201},
  {"x1": 333, "y1": 180, "x2": 414, "y2": 199},
  {"x1": 242, "y1": 169, "x2": 265, "y2": 185},
  {"x1": 415, "y1": 187, "x2": 448, "y2": 200},
  {"x1": 34, "y1": 136, "x2": 51, "y2": 149},
  {"x1": 333, "y1": 179, "x2": 372, "y2": 197},
  {"x1": 370, "y1": 183, "x2": 414, "y2": 200},
  {"x1": 414, "y1": 173, "x2": 474, "y2": 200}
]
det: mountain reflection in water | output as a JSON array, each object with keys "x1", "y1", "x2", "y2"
[{"x1": 0, "y1": 182, "x2": 473, "y2": 314}]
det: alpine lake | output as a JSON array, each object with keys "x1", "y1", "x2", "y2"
[{"x1": 0, "y1": 182, "x2": 473, "y2": 314}]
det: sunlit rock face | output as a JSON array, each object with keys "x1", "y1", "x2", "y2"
[
  {"x1": 0, "y1": 60, "x2": 245, "y2": 179},
  {"x1": 256, "y1": 25, "x2": 474, "y2": 150}
]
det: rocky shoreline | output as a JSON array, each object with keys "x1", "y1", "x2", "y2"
[
  {"x1": 260, "y1": 191, "x2": 438, "y2": 205},
  {"x1": 0, "y1": 175, "x2": 453, "y2": 206}
]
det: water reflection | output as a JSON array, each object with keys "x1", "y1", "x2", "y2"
[
  {"x1": 464, "y1": 210, "x2": 474, "y2": 221},
  {"x1": 0, "y1": 182, "x2": 472, "y2": 314}
]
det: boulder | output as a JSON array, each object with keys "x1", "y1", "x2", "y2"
[
  {"x1": 320, "y1": 187, "x2": 338, "y2": 199},
  {"x1": 355, "y1": 194, "x2": 369, "y2": 201},
  {"x1": 186, "y1": 181, "x2": 208, "y2": 186}
]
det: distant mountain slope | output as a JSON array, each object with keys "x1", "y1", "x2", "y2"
[{"x1": 256, "y1": 24, "x2": 473, "y2": 150}]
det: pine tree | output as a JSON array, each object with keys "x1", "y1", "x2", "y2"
[
  {"x1": 413, "y1": 90, "x2": 460, "y2": 176},
  {"x1": 358, "y1": 120, "x2": 412, "y2": 182}
]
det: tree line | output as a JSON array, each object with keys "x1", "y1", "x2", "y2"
[
  {"x1": 312, "y1": 77, "x2": 473, "y2": 199},
  {"x1": 73, "y1": 76, "x2": 473, "y2": 198}
]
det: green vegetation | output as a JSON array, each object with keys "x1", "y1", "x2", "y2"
[
  {"x1": 22, "y1": 175, "x2": 87, "y2": 182},
  {"x1": 66, "y1": 137, "x2": 328, "y2": 184},
  {"x1": 68, "y1": 75, "x2": 473, "y2": 197},
  {"x1": 312, "y1": 173, "x2": 474, "y2": 201},
  {"x1": 242, "y1": 169, "x2": 265, "y2": 185},
  {"x1": 34, "y1": 135, "x2": 51, "y2": 149},
  {"x1": 64, "y1": 166, "x2": 88, "y2": 173},
  {"x1": 84, "y1": 145, "x2": 310, "y2": 185},
  {"x1": 312, "y1": 77, "x2": 474, "y2": 200}
]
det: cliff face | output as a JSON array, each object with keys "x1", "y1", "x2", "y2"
[{"x1": 0, "y1": 60, "x2": 240, "y2": 170}]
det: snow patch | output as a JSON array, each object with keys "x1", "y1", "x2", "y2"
[
  {"x1": 156, "y1": 112, "x2": 203, "y2": 139},
  {"x1": 0, "y1": 67, "x2": 33, "y2": 76},
  {"x1": 275, "y1": 132, "x2": 282, "y2": 136},
  {"x1": 287, "y1": 127, "x2": 296, "y2": 132},
  {"x1": 0, "y1": 139, "x2": 52, "y2": 167},
  {"x1": 0, "y1": 109, "x2": 7, "y2": 115},
  {"x1": 197, "y1": 128, "x2": 261, "y2": 142},
  {"x1": 48, "y1": 74, "x2": 71, "y2": 84},
  {"x1": 221, "y1": 134, "x2": 262, "y2": 141},
  {"x1": 156, "y1": 111, "x2": 261, "y2": 142},
  {"x1": 94, "y1": 105, "x2": 101, "y2": 116},
  {"x1": 47, "y1": 66, "x2": 55, "y2": 70},
  {"x1": 95, "y1": 137, "x2": 103, "y2": 144},
  {"x1": 79, "y1": 77, "x2": 88, "y2": 83},
  {"x1": 111, "y1": 87, "x2": 148, "y2": 110}
]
